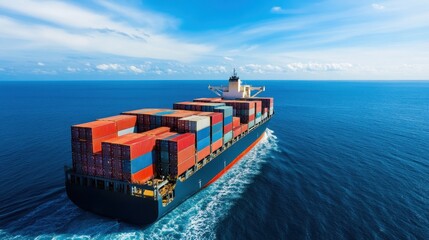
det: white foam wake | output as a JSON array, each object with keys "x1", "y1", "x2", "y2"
[{"x1": 0, "y1": 129, "x2": 279, "y2": 240}]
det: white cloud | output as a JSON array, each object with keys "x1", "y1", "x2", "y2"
[
  {"x1": 205, "y1": 66, "x2": 228, "y2": 74},
  {"x1": 0, "y1": 1, "x2": 211, "y2": 62},
  {"x1": 129, "y1": 65, "x2": 144, "y2": 74},
  {"x1": 237, "y1": 62, "x2": 353, "y2": 74},
  {"x1": 223, "y1": 56, "x2": 234, "y2": 61},
  {"x1": 372, "y1": 3, "x2": 385, "y2": 10},
  {"x1": 96, "y1": 63, "x2": 123, "y2": 71},
  {"x1": 286, "y1": 62, "x2": 353, "y2": 72},
  {"x1": 37, "y1": 62, "x2": 45, "y2": 66}
]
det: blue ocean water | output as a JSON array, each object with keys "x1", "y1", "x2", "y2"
[{"x1": 0, "y1": 80, "x2": 428, "y2": 239}]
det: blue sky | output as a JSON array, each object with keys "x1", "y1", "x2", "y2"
[{"x1": 0, "y1": 0, "x2": 428, "y2": 80}]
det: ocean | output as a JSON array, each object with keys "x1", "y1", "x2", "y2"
[{"x1": 0, "y1": 80, "x2": 428, "y2": 239}]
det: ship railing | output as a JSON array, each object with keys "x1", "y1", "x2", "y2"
[{"x1": 65, "y1": 167, "x2": 160, "y2": 200}]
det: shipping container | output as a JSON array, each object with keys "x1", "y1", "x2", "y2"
[
  {"x1": 211, "y1": 138, "x2": 223, "y2": 152},
  {"x1": 72, "y1": 121, "x2": 117, "y2": 140},
  {"x1": 197, "y1": 145, "x2": 211, "y2": 162},
  {"x1": 224, "y1": 123, "x2": 232, "y2": 133},
  {"x1": 130, "y1": 164, "x2": 154, "y2": 184},
  {"x1": 223, "y1": 131, "x2": 233, "y2": 143},
  {"x1": 233, "y1": 126, "x2": 242, "y2": 138},
  {"x1": 241, "y1": 123, "x2": 249, "y2": 132},
  {"x1": 98, "y1": 115, "x2": 137, "y2": 131},
  {"x1": 232, "y1": 117, "x2": 240, "y2": 128}
]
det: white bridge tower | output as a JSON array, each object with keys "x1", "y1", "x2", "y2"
[{"x1": 208, "y1": 69, "x2": 265, "y2": 99}]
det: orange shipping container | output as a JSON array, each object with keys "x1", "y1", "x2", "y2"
[
  {"x1": 98, "y1": 115, "x2": 137, "y2": 131},
  {"x1": 131, "y1": 164, "x2": 154, "y2": 184},
  {"x1": 73, "y1": 121, "x2": 116, "y2": 140},
  {"x1": 142, "y1": 127, "x2": 171, "y2": 136},
  {"x1": 211, "y1": 138, "x2": 223, "y2": 152},
  {"x1": 91, "y1": 133, "x2": 118, "y2": 152},
  {"x1": 233, "y1": 126, "x2": 242, "y2": 138},
  {"x1": 232, "y1": 117, "x2": 240, "y2": 128},
  {"x1": 197, "y1": 145, "x2": 211, "y2": 162},
  {"x1": 241, "y1": 123, "x2": 248, "y2": 132},
  {"x1": 177, "y1": 156, "x2": 195, "y2": 176},
  {"x1": 175, "y1": 145, "x2": 196, "y2": 165}
]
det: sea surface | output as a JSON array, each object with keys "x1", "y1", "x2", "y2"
[{"x1": 0, "y1": 80, "x2": 428, "y2": 239}]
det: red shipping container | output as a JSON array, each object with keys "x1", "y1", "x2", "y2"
[
  {"x1": 232, "y1": 117, "x2": 240, "y2": 128},
  {"x1": 131, "y1": 164, "x2": 154, "y2": 184},
  {"x1": 249, "y1": 114, "x2": 255, "y2": 121},
  {"x1": 197, "y1": 145, "x2": 211, "y2": 162},
  {"x1": 72, "y1": 121, "x2": 116, "y2": 140},
  {"x1": 142, "y1": 127, "x2": 171, "y2": 136},
  {"x1": 177, "y1": 155, "x2": 195, "y2": 176},
  {"x1": 197, "y1": 112, "x2": 223, "y2": 125},
  {"x1": 211, "y1": 138, "x2": 223, "y2": 152},
  {"x1": 121, "y1": 135, "x2": 156, "y2": 160},
  {"x1": 224, "y1": 123, "x2": 233, "y2": 133},
  {"x1": 241, "y1": 123, "x2": 248, "y2": 132},
  {"x1": 233, "y1": 126, "x2": 242, "y2": 138},
  {"x1": 169, "y1": 133, "x2": 195, "y2": 151}
]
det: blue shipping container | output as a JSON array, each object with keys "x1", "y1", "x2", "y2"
[
  {"x1": 196, "y1": 136, "x2": 210, "y2": 151},
  {"x1": 212, "y1": 122, "x2": 223, "y2": 133},
  {"x1": 212, "y1": 130, "x2": 223, "y2": 142}
]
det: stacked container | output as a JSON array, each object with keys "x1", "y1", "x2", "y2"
[
  {"x1": 71, "y1": 121, "x2": 117, "y2": 175},
  {"x1": 240, "y1": 97, "x2": 274, "y2": 117},
  {"x1": 141, "y1": 127, "x2": 171, "y2": 136},
  {"x1": 232, "y1": 117, "x2": 242, "y2": 138},
  {"x1": 122, "y1": 109, "x2": 171, "y2": 132},
  {"x1": 178, "y1": 116, "x2": 211, "y2": 161},
  {"x1": 157, "y1": 133, "x2": 196, "y2": 178},
  {"x1": 218, "y1": 100, "x2": 256, "y2": 128},
  {"x1": 97, "y1": 115, "x2": 137, "y2": 136},
  {"x1": 101, "y1": 134, "x2": 156, "y2": 183},
  {"x1": 161, "y1": 111, "x2": 196, "y2": 131},
  {"x1": 173, "y1": 102, "x2": 225, "y2": 112},
  {"x1": 197, "y1": 112, "x2": 224, "y2": 152},
  {"x1": 213, "y1": 106, "x2": 233, "y2": 143}
]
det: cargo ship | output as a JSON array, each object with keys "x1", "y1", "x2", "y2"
[{"x1": 65, "y1": 70, "x2": 274, "y2": 225}]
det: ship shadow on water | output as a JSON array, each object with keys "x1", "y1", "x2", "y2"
[{"x1": 0, "y1": 129, "x2": 279, "y2": 240}]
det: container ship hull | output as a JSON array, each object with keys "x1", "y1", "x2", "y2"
[{"x1": 66, "y1": 118, "x2": 270, "y2": 225}]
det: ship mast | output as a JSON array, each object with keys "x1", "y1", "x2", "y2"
[{"x1": 208, "y1": 69, "x2": 265, "y2": 99}]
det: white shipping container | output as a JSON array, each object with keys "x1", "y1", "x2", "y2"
[{"x1": 180, "y1": 116, "x2": 211, "y2": 131}]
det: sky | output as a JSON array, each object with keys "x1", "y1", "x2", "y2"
[{"x1": 0, "y1": 0, "x2": 428, "y2": 80}]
